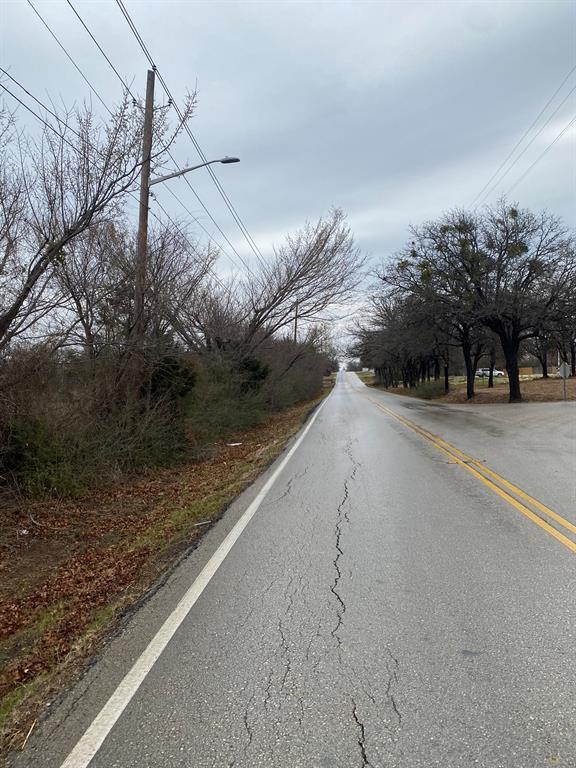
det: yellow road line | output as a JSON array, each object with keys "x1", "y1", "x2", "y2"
[
  {"x1": 367, "y1": 397, "x2": 576, "y2": 554},
  {"x1": 403, "y1": 417, "x2": 576, "y2": 537}
]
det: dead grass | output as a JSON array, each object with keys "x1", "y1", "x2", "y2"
[
  {"x1": 441, "y1": 376, "x2": 576, "y2": 403},
  {"x1": 0, "y1": 394, "x2": 326, "y2": 758},
  {"x1": 371, "y1": 376, "x2": 575, "y2": 404},
  {"x1": 354, "y1": 370, "x2": 375, "y2": 385}
]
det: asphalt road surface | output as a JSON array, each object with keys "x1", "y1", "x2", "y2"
[{"x1": 14, "y1": 373, "x2": 576, "y2": 768}]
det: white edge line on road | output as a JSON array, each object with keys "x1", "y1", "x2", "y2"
[{"x1": 59, "y1": 396, "x2": 329, "y2": 768}]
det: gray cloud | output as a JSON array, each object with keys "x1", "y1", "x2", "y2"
[{"x1": 1, "y1": 0, "x2": 575, "y2": 273}]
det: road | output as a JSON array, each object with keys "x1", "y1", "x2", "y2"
[{"x1": 14, "y1": 373, "x2": 576, "y2": 768}]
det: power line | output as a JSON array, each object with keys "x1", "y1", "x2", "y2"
[
  {"x1": 63, "y1": 0, "x2": 258, "y2": 277},
  {"x1": 65, "y1": 0, "x2": 137, "y2": 102},
  {"x1": 0, "y1": 66, "x2": 88, "y2": 130},
  {"x1": 150, "y1": 195, "x2": 238, "y2": 298},
  {"x1": 19, "y1": 1, "x2": 250, "y2": 276},
  {"x1": 26, "y1": 0, "x2": 112, "y2": 115},
  {"x1": 0, "y1": 79, "x2": 79, "y2": 151},
  {"x1": 0, "y1": 71, "x2": 239, "y2": 303},
  {"x1": 471, "y1": 63, "x2": 576, "y2": 208},
  {"x1": 170, "y1": 169, "x2": 258, "y2": 275},
  {"x1": 506, "y1": 113, "x2": 576, "y2": 195},
  {"x1": 162, "y1": 185, "x2": 241, "y2": 276},
  {"x1": 475, "y1": 79, "x2": 576, "y2": 206},
  {"x1": 114, "y1": 0, "x2": 265, "y2": 265},
  {"x1": 114, "y1": 0, "x2": 267, "y2": 268}
]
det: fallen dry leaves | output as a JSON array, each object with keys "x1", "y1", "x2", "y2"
[
  {"x1": 0, "y1": 395, "x2": 324, "y2": 758},
  {"x1": 373, "y1": 376, "x2": 575, "y2": 404},
  {"x1": 441, "y1": 376, "x2": 576, "y2": 403}
]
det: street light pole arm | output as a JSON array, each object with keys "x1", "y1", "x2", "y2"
[{"x1": 149, "y1": 157, "x2": 240, "y2": 187}]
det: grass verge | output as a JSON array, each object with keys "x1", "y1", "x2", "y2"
[
  {"x1": 369, "y1": 375, "x2": 575, "y2": 403},
  {"x1": 0, "y1": 391, "x2": 328, "y2": 760}
]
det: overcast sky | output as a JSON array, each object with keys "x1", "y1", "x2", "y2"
[{"x1": 1, "y1": 0, "x2": 575, "y2": 276}]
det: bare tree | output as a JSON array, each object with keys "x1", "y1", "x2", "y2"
[
  {"x1": 382, "y1": 202, "x2": 575, "y2": 402},
  {"x1": 378, "y1": 219, "x2": 488, "y2": 400},
  {"x1": 169, "y1": 208, "x2": 365, "y2": 367},
  {"x1": 147, "y1": 223, "x2": 216, "y2": 350},
  {"x1": 242, "y1": 208, "x2": 364, "y2": 351},
  {"x1": 477, "y1": 202, "x2": 575, "y2": 401},
  {"x1": 55, "y1": 218, "x2": 215, "y2": 373},
  {"x1": 54, "y1": 222, "x2": 126, "y2": 360},
  {"x1": 0, "y1": 90, "x2": 194, "y2": 352}
]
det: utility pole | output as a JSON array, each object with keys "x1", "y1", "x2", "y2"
[
  {"x1": 122, "y1": 67, "x2": 238, "y2": 398},
  {"x1": 133, "y1": 68, "x2": 155, "y2": 350}
]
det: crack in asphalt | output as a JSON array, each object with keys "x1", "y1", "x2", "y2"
[
  {"x1": 262, "y1": 668, "x2": 274, "y2": 712},
  {"x1": 278, "y1": 618, "x2": 292, "y2": 693},
  {"x1": 231, "y1": 435, "x2": 399, "y2": 766},
  {"x1": 268, "y1": 467, "x2": 308, "y2": 505},
  {"x1": 352, "y1": 698, "x2": 372, "y2": 767},
  {"x1": 329, "y1": 441, "x2": 360, "y2": 648},
  {"x1": 305, "y1": 616, "x2": 323, "y2": 664},
  {"x1": 330, "y1": 503, "x2": 347, "y2": 648},
  {"x1": 38, "y1": 665, "x2": 102, "y2": 745},
  {"x1": 241, "y1": 689, "x2": 256, "y2": 754},
  {"x1": 385, "y1": 647, "x2": 402, "y2": 727}
]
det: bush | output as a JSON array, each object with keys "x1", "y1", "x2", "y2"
[
  {"x1": 184, "y1": 362, "x2": 268, "y2": 451},
  {"x1": 0, "y1": 406, "x2": 189, "y2": 496},
  {"x1": 0, "y1": 418, "x2": 80, "y2": 495},
  {"x1": 0, "y1": 340, "x2": 328, "y2": 498},
  {"x1": 148, "y1": 355, "x2": 197, "y2": 403},
  {"x1": 411, "y1": 380, "x2": 445, "y2": 400}
]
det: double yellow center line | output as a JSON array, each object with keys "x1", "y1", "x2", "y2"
[{"x1": 367, "y1": 397, "x2": 576, "y2": 554}]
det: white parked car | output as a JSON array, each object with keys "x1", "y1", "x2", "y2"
[{"x1": 475, "y1": 367, "x2": 505, "y2": 378}]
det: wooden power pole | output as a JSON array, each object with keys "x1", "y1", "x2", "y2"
[{"x1": 133, "y1": 68, "x2": 155, "y2": 350}]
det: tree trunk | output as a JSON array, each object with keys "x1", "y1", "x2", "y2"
[
  {"x1": 472, "y1": 343, "x2": 484, "y2": 386},
  {"x1": 500, "y1": 334, "x2": 522, "y2": 403},
  {"x1": 444, "y1": 365, "x2": 449, "y2": 394},
  {"x1": 488, "y1": 345, "x2": 495, "y2": 388},
  {"x1": 541, "y1": 354, "x2": 548, "y2": 378},
  {"x1": 434, "y1": 358, "x2": 440, "y2": 381},
  {"x1": 571, "y1": 341, "x2": 575, "y2": 377},
  {"x1": 462, "y1": 340, "x2": 475, "y2": 400}
]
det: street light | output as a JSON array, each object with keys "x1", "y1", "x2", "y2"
[
  {"x1": 129, "y1": 67, "x2": 241, "y2": 390},
  {"x1": 149, "y1": 157, "x2": 240, "y2": 187},
  {"x1": 136, "y1": 154, "x2": 239, "y2": 346}
]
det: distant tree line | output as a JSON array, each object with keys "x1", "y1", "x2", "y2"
[
  {"x1": 0, "y1": 98, "x2": 358, "y2": 496},
  {"x1": 354, "y1": 201, "x2": 576, "y2": 403}
]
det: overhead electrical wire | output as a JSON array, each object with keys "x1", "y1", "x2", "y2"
[
  {"x1": 0, "y1": 80, "x2": 80, "y2": 150},
  {"x1": 505, "y1": 113, "x2": 576, "y2": 195},
  {"x1": 65, "y1": 0, "x2": 137, "y2": 102},
  {"x1": 0, "y1": 71, "x2": 236, "y2": 298},
  {"x1": 474, "y1": 80, "x2": 576, "y2": 206},
  {"x1": 26, "y1": 0, "x2": 112, "y2": 116},
  {"x1": 162, "y1": 185, "x2": 242, "y2": 277},
  {"x1": 113, "y1": 0, "x2": 268, "y2": 268},
  {"x1": 114, "y1": 0, "x2": 266, "y2": 266},
  {"x1": 470, "y1": 63, "x2": 576, "y2": 207},
  {"x1": 62, "y1": 0, "x2": 258, "y2": 278},
  {"x1": 148, "y1": 195, "x2": 239, "y2": 296}
]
